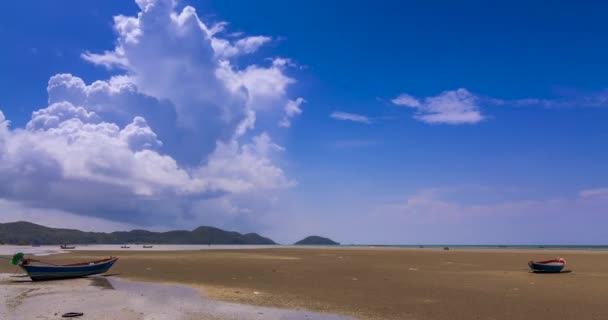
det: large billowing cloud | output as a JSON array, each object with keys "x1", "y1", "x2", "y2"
[
  {"x1": 0, "y1": 0, "x2": 301, "y2": 231},
  {"x1": 81, "y1": 0, "x2": 302, "y2": 162}
]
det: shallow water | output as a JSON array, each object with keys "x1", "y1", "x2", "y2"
[
  {"x1": 0, "y1": 244, "x2": 281, "y2": 256},
  {"x1": 0, "y1": 272, "x2": 353, "y2": 320},
  {"x1": 0, "y1": 245, "x2": 64, "y2": 256},
  {"x1": 89, "y1": 275, "x2": 353, "y2": 320},
  {"x1": 2, "y1": 244, "x2": 605, "y2": 258}
]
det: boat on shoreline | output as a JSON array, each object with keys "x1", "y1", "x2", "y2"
[
  {"x1": 60, "y1": 244, "x2": 76, "y2": 250},
  {"x1": 16, "y1": 255, "x2": 119, "y2": 281},
  {"x1": 143, "y1": 245, "x2": 153, "y2": 248},
  {"x1": 121, "y1": 245, "x2": 130, "y2": 249},
  {"x1": 528, "y1": 258, "x2": 566, "y2": 273}
]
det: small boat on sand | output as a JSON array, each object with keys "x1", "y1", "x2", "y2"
[
  {"x1": 528, "y1": 258, "x2": 566, "y2": 273},
  {"x1": 143, "y1": 245, "x2": 153, "y2": 248},
  {"x1": 121, "y1": 245, "x2": 130, "y2": 249},
  {"x1": 60, "y1": 244, "x2": 76, "y2": 250},
  {"x1": 12, "y1": 253, "x2": 118, "y2": 281}
]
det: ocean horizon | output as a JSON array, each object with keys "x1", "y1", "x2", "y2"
[{"x1": 3, "y1": 244, "x2": 608, "y2": 257}]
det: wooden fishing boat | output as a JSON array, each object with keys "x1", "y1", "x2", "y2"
[
  {"x1": 528, "y1": 258, "x2": 566, "y2": 273},
  {"x1": 60, "y1": 244, "x2": 76, "y2": 250},
  {"x1": 18, "y1": 256, "x2": 119, "y2": 281}
]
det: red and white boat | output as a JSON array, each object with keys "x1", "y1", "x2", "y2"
[{"x1": 528, "y1": 258, "x2": 566, "y2": 273}]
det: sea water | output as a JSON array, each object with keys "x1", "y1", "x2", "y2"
[{"x1": 2, "y1": 244, "x2": 608, "y2": 258}]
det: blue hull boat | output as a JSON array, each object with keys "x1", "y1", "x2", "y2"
[
  {"x1": 19, "y1": 257, "x2": 118, "y2": 281},
  {"x1": 528, "y1": 258, "x2": 566, "y2": 273}
]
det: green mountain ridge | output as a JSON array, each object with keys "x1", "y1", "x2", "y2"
[{"x1": 0, "y1": 221, "x2": 276, "y2": 245}]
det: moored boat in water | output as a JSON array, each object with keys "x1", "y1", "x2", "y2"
[{"x1": 528, "y1": 258, "x2": 566, "y2": 273}]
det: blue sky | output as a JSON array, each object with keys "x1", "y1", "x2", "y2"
[{"x1": 0, "y1": 0, "x2": 607, "y2": 244}]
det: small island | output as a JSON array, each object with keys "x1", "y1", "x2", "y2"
[{"x1": 294, "y1": 235, "x2": 339, "y2": 245}]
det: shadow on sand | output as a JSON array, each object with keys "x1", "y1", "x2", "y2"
[{"x1": 530, "y1": 269, "x2": 573, "y2": 274}]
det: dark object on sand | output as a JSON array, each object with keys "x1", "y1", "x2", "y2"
[
  {"x1": 528, "y1": 258, "x2": 566, "y2": 273},
  {"x1": 443, "y1": 247, "x2": 449, "y2": 251},
  {"x1": 60, "y1": 244, "x2": 76, "y2": 250},
  {"x1": 62, "y1": 312, "x2": 84, "y2": 318},
  {"x1": 12, "y1": 253, "x2": 118, "y2": 281},
  {"x1": 143, "y1": 245, "x2": 153, "y2": 248},
  {"x1": 121, "y1": 245, "x2": 130, "y2": 249}
]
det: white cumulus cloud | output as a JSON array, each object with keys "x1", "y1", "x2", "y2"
[
  {"x1": 392, "y1": 89, "x2": 484, "y2": 124},
  {"x1": 212, "y1": 36, "x2": 272, "y2": 58},
  {"x1": 391, "y1": 93, "x2": 421, "y2": 108},
  {"x1": 0, "y1": 0, "x2": 301, "y2": 231}
]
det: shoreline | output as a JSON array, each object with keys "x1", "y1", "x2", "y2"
[
  {"x1": 2, "y1": 247, "x2": 608, "y2": 319},
  {"x1": 5, "y1": 243, "x2": 608, "y2": 257}
]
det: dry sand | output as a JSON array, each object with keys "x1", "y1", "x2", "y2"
[{"x1": 2, "y1": 247, "x2": 608, "y2": 320}]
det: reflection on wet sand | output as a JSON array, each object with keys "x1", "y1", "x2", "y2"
[
  {"x1": 1, "y1": 273, "x2": 354, "y2": 320},
  {"x1": 88, "y1": 276, "x2": 115, "y2": 290}
]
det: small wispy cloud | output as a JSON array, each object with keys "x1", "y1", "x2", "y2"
[
  {"x1": 489, "y1": 90, "x2": 608, "y2": 109},
  {"x1": 279, "y1": 97, "x2": 305, "y2": 128},
  {"x1": 392, "y1": 88, "x2": 608, "y2": 126},
  {"x1": 330, "y1": 111, "x2": 371, "y2": 124},
  {"x1": 391, "y1": 89, "x2": 483, "y2": 125},
  {"x1": 391, "y1": 93, "x2": 421, "y2": 108},
  {"x1": 579, "y1": 188, "x2": 608, "y2": 198}
]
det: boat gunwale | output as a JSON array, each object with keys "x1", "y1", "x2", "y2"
[
  {"x1": 23, "y1": 257, "x2": 119, "y2": 268},
  {"x1": 532, "y1": 258, "x2": 565, "y2": 265},
  {"x1": 62, "y1": 256, "x2": 119, "y2": 267}
]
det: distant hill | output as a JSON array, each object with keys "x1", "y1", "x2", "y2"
[
  {"x1": 0, "y1": 221, "x2": 276, "y2": 245},
  {"x1": 294, "y1": 235, "x2": 339, "y2": 245}
]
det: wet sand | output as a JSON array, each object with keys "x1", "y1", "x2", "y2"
[
  {"x1": 2, "y1": 247, "x2": 608, "y2": 319},
  {"x1": 0, "y1": 273, "x2": 352, "y2": 320}
]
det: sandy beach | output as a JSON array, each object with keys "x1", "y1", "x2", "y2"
[{"x1": 2, "y1": 247, "x2": 608, "y2": 319}]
